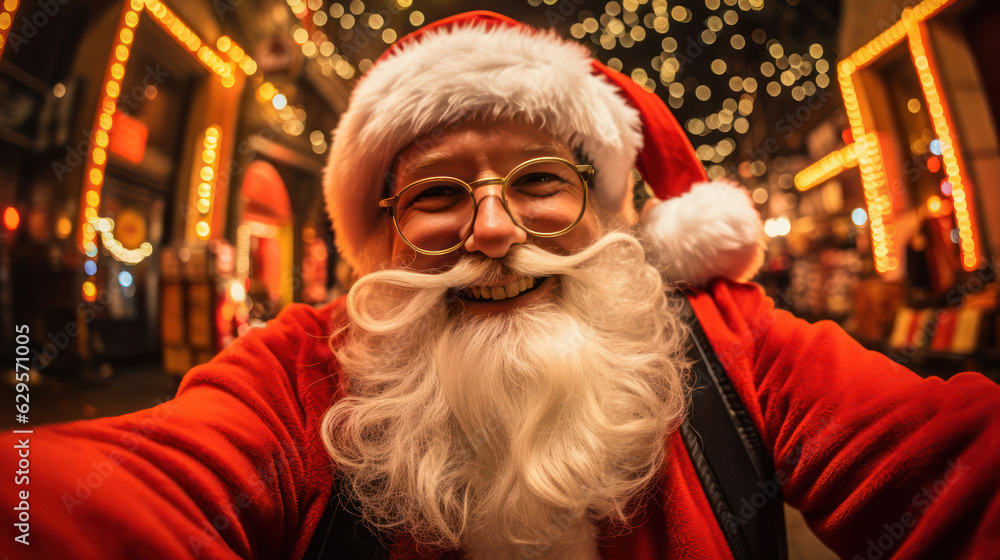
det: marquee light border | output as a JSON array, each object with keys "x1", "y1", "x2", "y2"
[
  {"x1": 74, "y1": 0, "x2": 288, "y2": 302},
  {"x1": 0, "y1": 0, "x2": 20, "y2": 60},
  {"x1": 794, "y1": 0, "x2": 982, "y2": 274}
]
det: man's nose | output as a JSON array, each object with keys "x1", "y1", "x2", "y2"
[{"x1": 463, "y1": 186, "x2": 528, "y2": 258}]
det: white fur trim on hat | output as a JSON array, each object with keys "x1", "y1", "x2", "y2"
[
  {"x1": 323, "y1": 22, "x2": 644, "y2": 274},
  {"x1": 644, "y1": 181, "x2": 766, "y2": 286}
]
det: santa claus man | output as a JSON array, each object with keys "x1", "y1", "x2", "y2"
[
  {"x1": 310, "y1": 11, "x2": 999, "y2": 560},
  {"x1": 2, "y1": 11, "x2": 998, "y2": 560}
]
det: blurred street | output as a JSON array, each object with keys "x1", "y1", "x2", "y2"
[{"x1": 0, "y1": 362, "x2": 176, "y2": 432}]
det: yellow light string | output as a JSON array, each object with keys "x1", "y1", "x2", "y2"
[
  {"x1": 78, "y1": 0, "x2": 141, "y2": 258},
  {"x1": 906, "y1": 18, "x2": 981, "y2": 270},
  {"x1": 216, "y1": 35, "x2": 258, "y2": 76},
  {"x1": 194, "y1": 125, "x2": 221, "y2": 240},
  {"x1": 0, "y1": 0, "x2": 21, "y2": 61},
  {"x1": 78, "y1": 0, "x2": 240, "y2": 301},
  {"x1": 794, "y1": 142, "x2": 860, "y2": 191},
  {"x1": 799, "y1": 0, "x2": 963, "y2": 276},
  {"x1": 92, "y1": 217, "x2": 154, "y2": 264},
  {"x1": 844, "y1": 0, "x2": 954, "y2": 71},
  {"x1": 142, "y1": 0, "x2": 235, "y2": 86},
  {"x1": 839, "y1": 62, "x2": 898, "y2": 274},
  {"x1": 856, "y1": 133, "x2": 897, "y2": 273}
]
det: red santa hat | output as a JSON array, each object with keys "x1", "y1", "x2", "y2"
[{"x1": 323, "y1": 11, "x2": 765, "y2": 285}]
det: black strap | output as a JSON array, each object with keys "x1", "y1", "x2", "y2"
[
  {"x1": 677, "y1": 294, "x2": 787, "y2": 560},
  {"x1": 302, "y1": 477, "x2": 393, "y2": 560}
]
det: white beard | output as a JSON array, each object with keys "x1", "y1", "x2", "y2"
[{"x1": 321, "y1": 231, "x2": 690, "y2": 559}]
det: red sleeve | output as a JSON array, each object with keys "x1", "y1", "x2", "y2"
[
  {"x1": 689, "y1": 280, "x2": 1000, "y2": 559},
  {"x1": 2, "y1": 301, "x2": 346, "y2": 559}
]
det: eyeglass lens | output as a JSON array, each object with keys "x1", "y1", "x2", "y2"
[{"x1": 394, "y1": 160, "x2": 586, "y2": 253}]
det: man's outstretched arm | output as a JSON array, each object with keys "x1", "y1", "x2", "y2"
[
  {"x1": 691, "y1": 279, "x2": 1000, "y2": 559},
  {"x1": 2, "y1": 302, "x2": 345, "y2": 559}
]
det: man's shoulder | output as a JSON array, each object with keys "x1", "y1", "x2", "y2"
[
  {"x1": 683, "y1": 278, "x2": 773, "y2": 332},
  {"x1": 264, "y1": 295, "x2": 350, "y2": 390},
  {"x1": 195, "y1": 296, "x2": 351, "y2": 417}
]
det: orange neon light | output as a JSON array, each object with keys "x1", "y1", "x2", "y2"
[
  {"x1": 795, "y1": 142, "x2": 860, "y2": 191},
  {"x1": 108, "y1": 112, "x2": 149, "y2": 164},
  {"x1": 194, "y1": 125, "x2": 222, "y2": 240},
  {"x1": 3, "y1": 206, "x2": 19, "y2": 230},
  {"x1": 77, "y1": 0, "x2": 258, "y2": 301},
  {"x1": 906, "y1": 21, "x2": 981, "y2": 270},
  {"x1": 800, "y1": 0, "x2": 981, "y2": 275},
  {"x1": 0, "y1": 0, "x2": 21, "y2": 62},
  {"x1": 217, "y1": 35, "x2": 258, "y2": 76},
  {"x1": 77, "y1": 0, "x2": 139, "y2": 255}
]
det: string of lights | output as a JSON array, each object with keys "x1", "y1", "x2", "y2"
[
  {"x1": 194, "y1": 126, "x2": 222, "y2": 240},
  {"x1": 145, "y1": 0, "x2": 236, "y2": 86},
  {"x1": 855, "y1": 132, "x2": 897, "y2": 273},
  {"x1": 798, "y1": 0, "x2": 980, "y2": 275},
  {"x1": 77, "y1": 0, "x2": 291, "y2": 303},
  {"x1": 284, "y1": 0, "x2": 425, "y2": 79},
  {"x1": 95, "y1": 217, "x2": 154, "y2": 265},
  {"x1": 79, "y1": 0, "x2": 144, "y2": 302},
  {"x1": 0, "y1": 0, "x2": 19, "y2": 61},
  {"x1": 544, "y1": 0, "x2": 834, "y2": 180},
  {"x1": 215, "y1": 35, "x2": 258, "y2": 76},
  {"x1": 906, "y1": 19, "x2": 980, "y2": 271},
  {"x1": 795, "y1": 142, "x2": 860, "y2": 192}
]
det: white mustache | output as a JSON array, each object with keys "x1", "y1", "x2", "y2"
[{"x1": 345, "y1": 232, "x2": 646, "y2": 333}]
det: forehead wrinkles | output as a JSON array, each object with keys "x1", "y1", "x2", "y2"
[{"x1": 398, "y1": 140, "x2": 575, "y2": 181}]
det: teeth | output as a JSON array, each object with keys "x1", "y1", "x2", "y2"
[
  {"x1": 465, "y1": 276, "x2": 543, "y2": 301},
  {"x1": 503, "y1": 281, "x2": 519, "y2": 298}
]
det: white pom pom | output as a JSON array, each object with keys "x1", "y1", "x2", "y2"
[{"x1": 644, "y1": 181, "x2": 766, "y2": 286}]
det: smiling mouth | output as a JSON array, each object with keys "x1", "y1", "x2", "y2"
[{"x1": 456, "y1": 275, "x2": 550, "y2": 301}]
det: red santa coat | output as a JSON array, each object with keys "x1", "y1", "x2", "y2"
[{"x1": 3, "y1": 279, "x2": 999, "y2": 559}]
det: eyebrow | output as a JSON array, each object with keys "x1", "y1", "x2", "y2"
[
  {"x1": 522, "y1": 141, "x2": 574, "y2": 160},
  {"x1": 399, "y1": 151, "x2": 454, "y2": 179}
]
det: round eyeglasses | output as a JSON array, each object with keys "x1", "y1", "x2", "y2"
[{"x1": 379, "y1": 157, "x2": 595, "y2": 255}]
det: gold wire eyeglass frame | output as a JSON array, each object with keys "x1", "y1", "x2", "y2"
[{"x1": 378, "y1": 156, "x2": 595, "y2": 256}]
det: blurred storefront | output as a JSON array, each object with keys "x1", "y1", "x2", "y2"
[
  {"x1": 0, "y1": 0, "x2": 347, "y2": 379},
  {"x1": 764, "y1": 0, "x2": 999, "y2": 377},
  {"x1": 3, "y1": 0, "x2": 997, "y2": 385}
]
